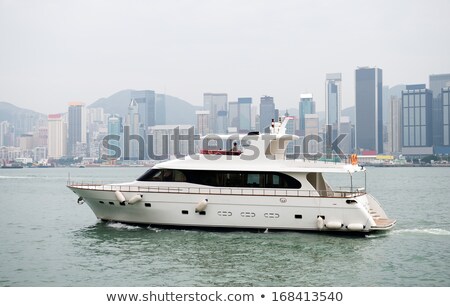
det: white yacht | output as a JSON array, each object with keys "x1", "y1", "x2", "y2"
[{"x1": 68, "y1": 119, "x2": 396, "y2": 234}]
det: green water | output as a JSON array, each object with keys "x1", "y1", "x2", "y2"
[{"x1": 0, "y1": 167, "x2": 449, "y2": 286}]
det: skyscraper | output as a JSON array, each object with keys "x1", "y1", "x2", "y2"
[
  {"x1": 259, "y1": 96, "x2": 275, "y2": 132},
  {"x1": 238, "y1": 97, "x2": 252, "y2": 132},
  {"x1": 388, "y1": 96, "x2": 402, "y2": 154},
  {"x1": 124, "y1": 99, "x2": 141, "y2": 160},
  {"x1": 228, "y1": 101, "x2": 239, "y2": 128},
  {"x1": 355, "y1": 67, "x2": 383, "y2": 154},
  {"x1": 325, "y1": 73, "x2": 342, "y2": 138},
  {"x1": 299, "y1": 94, "x2": 316, "y2": 136},
  {"x1": 429, "y1": 74, "x2": 450, "y2": 146},
  {"x1": 196, "y1": 110, "x2": 210, "y2": 136},
  {"x1": 107, "y1": 115, "x2": 122, "y2": 159},
  {"x1": 304, "y1": 114, "x2": 320, "y2": 154},
  {"x1": 442, "y1": 87, "x2": 450, "y2": 146},
  {"x1": 67, "y1": 102, "x2": 86, "y2": 156},
  {"x1": 203, "y1": 93, "x2": 228, "y2": 133},
  {"x1": 47, "y1": 114, "x2": 67, "y2": 159},
  {"x1": 155, "y1": 94, "x2": 166, "y2": 125},
  {"x1": 401, "y1": 84, "x2": 433, "y2": 153},
  {"x1": 131, "y1": 90, "x2": 156, "y2": 129}
]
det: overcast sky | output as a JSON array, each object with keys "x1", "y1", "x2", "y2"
[{"x1": 1, "y1": 0, "x2": 450, "y2": 114}]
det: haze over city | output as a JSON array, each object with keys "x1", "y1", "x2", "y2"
[{"x1": 1, "y1": 0, "x2": 450, "y2": 114}]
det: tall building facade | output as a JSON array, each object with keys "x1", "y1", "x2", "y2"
[
  {"x1": 0, "y1": 121, "x2": 13, "y2": 146},
  {"x1": 196, "y1": 110, "x2": 210, "y2": 136},
  {"x1": 355, "y1": 67, "x2": 383, "y2": 153},
  {"x1": 228, "y1": 101, "x2": 239, "y2": 128},
  {"x1": 238, "y1": 97, "x2": 252, "y2": 132},
  {"x1": 401, "y1": 85, "x2": 433, "y2": 152},
  {"x1": 203, "y1": 93, "x2": 227, "y2": 133},
  {"x1": 304, "y1": 114, "x2": 320, "y2": 155},
  {"x1": 67, "y1": 102, "x2": 86, "y2": 156},
  {"x1": 124, "y1": 99, "x2": 141, "y2": 160},
  {"x1": 107, "y1": 115, "x2": 122, "y2": 159},
  {"x1": 155, "y1": 94, "x2": 166, "y2": 125},
  {"x1": 131, "y1": 90, "x2": 156, "y2": 129},
  {"x1": 388, "y1": 96, "x2": 402, "y2": 154},
  {"x1": 429, "y1": 74, "x2": 450, "y2": 146},
  {"x1": 148, "y1": 125, "x2": 194, "y2": 158},
  {"x1": 259, "y1": 96, "x2": 275, "y2": 132},
  {"x1": 325, "y1": 73, "x2": 342, "y2": 138},
  {"x1": 299, "y1": 94, "x2": 316, "y2": 136},
  {"x1": 339, "y1": 116, "x2": 353, "y2": 155},
  {"x1": 47, "y1": 114, "x2": 67, "y2": 159},
  {"x1": 442, "y1": 87, "x2": 450, "y2": 146}
]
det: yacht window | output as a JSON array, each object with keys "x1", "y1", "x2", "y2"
[
  {"x1": 136, "y1": 169, "x2": 186, "y2": 182},
  {"x1": 137, "y1": 169, "x2": 163, "y2": 181},
  {"x1": 173, "y1": 170, "x2": 186, "y2": 182},
  {"x1": 246, "y1": 173, "x2": 262, "y2": 187},
  {"x1": 138, "y1": 169, "x2": 300, "y2": 188}
]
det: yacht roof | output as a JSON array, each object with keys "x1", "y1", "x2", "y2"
[{"x1": 155, "y1": 155, "x2": 365, "y2": 174}]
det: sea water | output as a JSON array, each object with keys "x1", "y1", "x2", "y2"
[{"x1": 0, "y1": 167, "x2": 449, "y2": 286}]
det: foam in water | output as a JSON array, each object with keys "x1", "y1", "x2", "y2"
[
  {"x1": 106, "y1": 222, "x2": 142, "y2": 230},
  {"x1": 394, "y1": 228, "x2": 450, "y2": 236}
]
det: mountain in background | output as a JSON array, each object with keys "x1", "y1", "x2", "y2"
[
  {"x1": 0, "y1": 101, "x2": 46, "y2": 135},
  {"x1": 89, "y1": 90, "x2": 202, "y2": 125}
]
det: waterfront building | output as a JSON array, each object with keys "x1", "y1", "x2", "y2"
[
  {"x1": 325, "y1": 73, "x2": 342, "y2": 139},
  {"x1": 124, "y1": 99, "x2": 141, "y2": 160},
  {"x1": 203, "y1": 93, "x2": 227, "y2": 133},
  {"x1": 228, "y1": 101, "x2": 239, "y2": 129},
  {"x1": 0, "y1": 121, "x2": 14, "y2": 147},
  {"x1": 429, "y1": 74, "x2": 450, "y2": 146},
  {"x1": 107, "y1": 115, "x2": 122, "y2": 159},
  {"x1": 443, "y1": 87, "x2": 450, "y2": 146},
  {"x1": 47, "y1": 114, "x2": 67, "y2": 159},
  {"x1": 355, "y1": 67, "x2": 383, "y2": 153},
  {"x1": 340, "y1": 116, "x2": 353, "y2": 155},
  {"x1": 299, "y1": 94, "x2": 316, "y2": 136},
  {"x1": 401, "y1": 84, "x2": 433, "y2": 155},
  {"x1": 238, "y1": 97, "x2": 252, "y2": 133},
  {"x1": 67, "y1": 102, "x2": 86, "y2": 156},
  {"x1": 155, "y1": 94, "x2": 166, "y2": 125},
  {"x1": 304, "y1": 114, "x2": 320, "y2": 155},
  {"x1": 131, "y1": 90, "x2": 156, "y2": 129},
  {"x1": 259, "y1": 96, "x2": 275, "y2": 133},
  {"x1": 387, "y1": 96, "x2": 402, "y2": 154},
  {"x1": 196, "y1": 110, "x2": 210, "y2": 136},
  {"x1": 148, "y1": 125, "x2": 194, "y2": 159}
]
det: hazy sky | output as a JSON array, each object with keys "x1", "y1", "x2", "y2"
[{"x1": 1, "y1": 0, "x2": 450, "y2": 114}]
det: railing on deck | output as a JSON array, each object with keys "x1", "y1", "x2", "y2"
[{"x1": 67, "y1": 181, "x2": 366, "y2": 198}]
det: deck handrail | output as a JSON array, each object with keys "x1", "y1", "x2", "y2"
[{"x1": 67, "y1": 181, "x2": 366, "y2": 198}]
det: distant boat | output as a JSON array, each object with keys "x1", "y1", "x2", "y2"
[{"x1": 1, "y1": 162, "x2": 23, "y2": 169}]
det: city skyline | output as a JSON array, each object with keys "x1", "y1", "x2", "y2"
[{"x1": 1, "y1": 0, "x2": 450, "y2": 114}]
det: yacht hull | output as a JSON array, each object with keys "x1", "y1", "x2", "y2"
[{"x1": 68, "y1": 185, "x2": 395, "y2": 233}]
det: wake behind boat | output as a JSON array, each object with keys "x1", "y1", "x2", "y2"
[{"x1": 68, "y1": 118, "x2": 396, "y2": 234}]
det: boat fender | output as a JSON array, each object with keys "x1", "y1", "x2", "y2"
[
  {"x1": 347, "y1": 223, "x2": 365, "y2": 231},
  {"x1": 317, "y1": 216, "x2": 324, "y2": 230},
  {"x1": 128, "y1": 194, "x2": 143, "y2": 205},
  {"x1": 195, "y1": 199, "x2": 208, "y2": 213},
  {"x1": 115, "y1": 190, "x2": 126, "y2": 206},
  {"x1": 325, "y1": 221, "x2": 343, "y2": 230}
]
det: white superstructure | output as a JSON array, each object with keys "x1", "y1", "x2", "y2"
[{"x1": 68, "y1": 118, "x2": 396, "y2": 234}]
